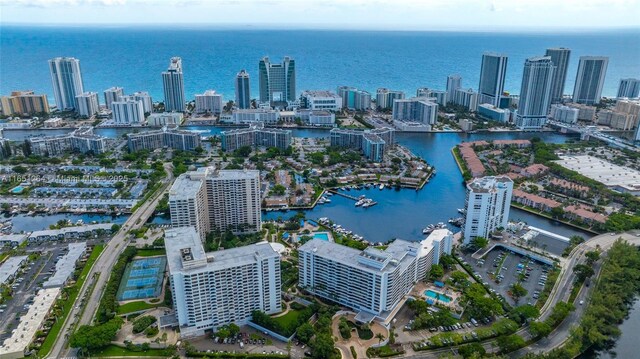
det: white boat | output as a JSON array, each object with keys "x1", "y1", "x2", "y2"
[
  {"x1": 457, "y1": 208, "x2": 466, "y2": 214},
  {"x1": 379, "y1": 184, "x2": 385, "y2": 190},
  {"x1": 355, "y1": 199, "x2": 365, "y2": 207}
]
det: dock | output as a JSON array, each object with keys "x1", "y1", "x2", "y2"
[{"x1": 327, "y1": 189, "x2": 359, "y2": 201}]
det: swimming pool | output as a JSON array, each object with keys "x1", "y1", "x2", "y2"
[
  {"x1": 313, "y1": 232, "x2": 330, "y2": 241},
  {"x1": 425, "y1": 289, "x2": 452, "y2": 303},
  {"x1": 11, "y1": 186, "x2": 24, "y2": 194}
]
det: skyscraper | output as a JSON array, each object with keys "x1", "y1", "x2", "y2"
[
  {"x1": 572, "y1": 56, "x2": 609, "y2": 105},
  {"x1": 74, "y1": 92, "x2": 99, "y2": 118},
  {"x1": 49, "y1": 57, "x2": 84, "y2": 110},
  {"x1": 168, "y1": 167, "x2": 262, "y2": 237},
  {"x1": 165, "y1": 227, "x2": 281, "y2": 338},
  {"x1": 337, "y1": 86, "x2": 371, "y2": 111},
  {"x1": 195, "y1": 90, "x2": 223, "y2": 114},
  {"x1": 162, "y1": 57, "x2": 185, "y2": 112},
  {"x1": 258, "y1": 56, "x2": 296, "y2": 108},
  {"x1": 515, "y1": 56, "x2": 555, "y2": 130},
  {"x1": 103, "y1": 87, "x2": 124, "y2": 110},
  {"x1": 462, "y1": 176, "x2": 513, "y2": 245},
  {"x1": 617, "y1": 78, "x2": 640, "y2": 99},
  {"x1": 478, "y1": 52, "x2": 508, "y2": 107},
  {"x1": 545, "y1": 48, "x2": 571, "y2": 103},
  {"x1": 111, "y1": 99, "x2": 145, "y2": 125},
  {"x1": 235, "y1": 70, "x2": 251, "y2": 109},
  {"x1": 446, "y1": 75, "x2": 462, "y2": 105},
  {"x1": 376, "y1": 88, "x2": 405, "y2": 109}
]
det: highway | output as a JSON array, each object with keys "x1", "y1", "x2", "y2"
[{"x1": 45, "y1": 163, "x2": 174, "y2": 359}]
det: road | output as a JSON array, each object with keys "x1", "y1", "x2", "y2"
[{"x1": 46, "y1": 163, "x2": 174, "y2": 359}]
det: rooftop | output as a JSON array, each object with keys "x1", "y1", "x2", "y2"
[
  {"x1": 0, "y1": 287, "x2": 60, "y2": 357},
  {"x1": 29, "y1": 223, "x2": 112, "y2": 239},
  {"x1": 43, "y1": 242, "x2": 87, "y2": 288},
  {"x1": 467, "y1": 176, "x2": 513, "y2": 193},
  {"x1": 0, "y1": 256, "x2": 28, "y2": 285},
  {"x1": 165, "y1": 227, "x2": 279, "y2": 274},
  {"x1": 554, "y1": 155, "x2": 640, "y2": 192}
]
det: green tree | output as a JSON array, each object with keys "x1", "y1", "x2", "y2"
[
  {"x1": 296, "y1": 322, "x2": 315, "y2": 344},
  {"x1": 585, "y1": 250, "x2": 600, "y2": 265},
  {"x1": 375, "y1": 333, "x2": 385, "y2": 345},
  {"x1": 509, "y1": 305, "x2": 540, "y2": 324},
  {"x1": 458, "y1": 343, "x2": 486, "y2": 359},
  {"x1": 573, "y1": 264, "x2": 595, "y2": 282},
  {"x1": 470, "y1": 236, "x2": 489, "y2": 249},
  {"x1": 429, "y1": 264, "x2": 444, "y2": 280},
  {"x1": 450, "y1": 271, "x2": 468, "y2": 286},
  {"x1": 496, "y1": 334, "x2": 525, "y2": 353},
  {"x1": 528, "y1": 321, "x2": 552, "y2": 338},
  {"x1": 511, "y1": 283, "x2": 528, "y2": 301},
  {"x1": 310, "y1": 333, "x2": 335, "y2": 359}
]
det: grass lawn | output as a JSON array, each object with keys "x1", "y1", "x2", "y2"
[
  {"x1": 117, "y1": 300, "x2": 161, "y2": 315},
  {"x1": 92, "y1": 344, "x2": 171, "y2": 357},
  {"x1": 38, "y1": 244, "x2": 105, "y2": 357},
  {"x1": 135, "y1": 248, "x2": 166, "y2": 257},
  {"x1": 271, "y1": 309, "x2": 303, "y2": 328}
]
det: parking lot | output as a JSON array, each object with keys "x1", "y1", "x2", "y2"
[
  {"x1": 0, "y1": 238, "x2": 104, "y2": 342},
  {"x1": 468, "y1": 248, "x2": 553, "y2": 306},
  {"x1": 190, "y1": 325, "x2": 306, "y2": 358}
]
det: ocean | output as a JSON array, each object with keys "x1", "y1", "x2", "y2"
[{"x1": 1, "y1": 26, "x2": 639, "y2": 106}]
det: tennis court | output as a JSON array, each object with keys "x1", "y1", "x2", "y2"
[{"x1": 117, "y1": 256, "x2": 166, "y2": 301}]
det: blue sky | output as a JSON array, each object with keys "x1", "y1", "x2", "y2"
[{"x1": 1, "y1": 0, "x2": 639, "y2": 31}]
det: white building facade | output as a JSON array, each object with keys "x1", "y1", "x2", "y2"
[
  {"x1": 112, "y1": 99, "x2": 145, "y2": 124},
  {"x1": 74, "y1": 92, "x2": 99, "y2": 117},
  {"x1": 166, "y1": 227, "x2": 281, "y2": 338},
  {"x1": 298, "y1": 229, "x2": 453, "y2": 321},
  {"x1": 195, "y1": 90, "x2": 223, "y2": 114},
  {"x1": 462, "y1": 176, "x2": 513, "y2": 245}
]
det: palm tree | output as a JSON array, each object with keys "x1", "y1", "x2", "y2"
[{"x1": 375, "y1": 333, "x2": 385, "y2": 346}]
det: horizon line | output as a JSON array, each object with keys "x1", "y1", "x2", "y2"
[{"x1": 2, "y1": 22, "x2": 640, "y2": 33}]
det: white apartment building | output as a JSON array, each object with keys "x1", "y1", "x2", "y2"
[
  {"x1": 126, "y1": 91, "x2": 153, "y2": 113},
  {"x1": 165, "y1": 227, "x2": 281, "y2": 338},
  {"x1": 549, "y1": 104, "x2": 579, "y2": 124},
  {"x1": 232, "y1": 109, "x2": 280, "y2": 124},
  {"x1": 147, "y1": 112, "x2": 183, "y2": 127},
  {"x1": 392, "y1": 97, "x2": 438, "y2": 126},
  {"x1": 195, "y1": 90, "x2": 223, "y2": 114},
  {"x1": 49, "y1": 57, "x2": 84, "y2": 110},
  {"x1": 112, "y1": 99, "x2": 145, "y2": 124},
  {"x1": 169, "y1": 172, "x2": 210, "y2": 242},
  {"x1": 103, "y1": 87, "x2": 124, "y2": 110},
  {"x1": 454, "y1": 88, "x2": 479, "y2": 112},
  {"x1": 462, "y1": 176, "x2": 513, "y2": 245},
  {"x1": 300, "y1": 90, "x2": 343, "y2": 111},
  {"x1": 376, "y1": 88, "x2": 405, "y2": 110},
  {"x1": 169, "y1": 167, "x2": 262, "y2": 236},
  {"x1": 298, "y1": 229, "x2": 453, "y2": 322},
  {"x1": 75, "y1": 92, "x2": 99, "y2": 117}
]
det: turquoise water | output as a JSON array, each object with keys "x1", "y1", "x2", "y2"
[
  {"x1": 425, "y1": 289, "x2": 452, "y2": 303},
  {"x1": 2, "y1": 27, "x2": 639, "y2": 103},
  {"x1": 313, "y1": 232, "x2": 330, "y2": 241},
  {"x1": 10, "y1": 186, "x2": 24, "y2": 194}
]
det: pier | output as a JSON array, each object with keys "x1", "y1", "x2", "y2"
[{"x1": 327, "y1": 189, "x2": 359, "y2": 201}]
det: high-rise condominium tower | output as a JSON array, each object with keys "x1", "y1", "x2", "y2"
[
  {"x1": 617, "y1": 78, "x2": 640, "y2": 99},
  {"x1": 478, "y1": 52, "x2": 508, "y2": 107},
  {"x1": 235, "y1": 70, "x2": 251, "y2": 109},
  {"x1": 49, "y1": 57, "x2": 84, "y2": 110},
  {"x1": 572, "y1": 56, "x2": 609, "y2": 105},
  {"x1": 103, "y1": 87, "x2": 124, "y2": 110},
  {"x1": 545, "y1": 48, "x2": 571, "y2": 103},
  {"x1": 165, "y1": 227, "x2": 281, "y2": 338},
  {"x1": 462, "y1": 176, "x2": 513, "y2": 245},
  {"x1": 446, "y1": 75, "x2": 462, "y2": 105},
  {"x1": 162, "y1": 57, "x2": 185, "y2": 112},
  {"x1": 515, "y1": 56, "x2": 555, "y2": 130},
  {"x1": 169, "y1": 167, "x2": 262, "y2": 240},
  {"x1": 258, "y1": 57, "x2": 296, "y2": 108}
]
